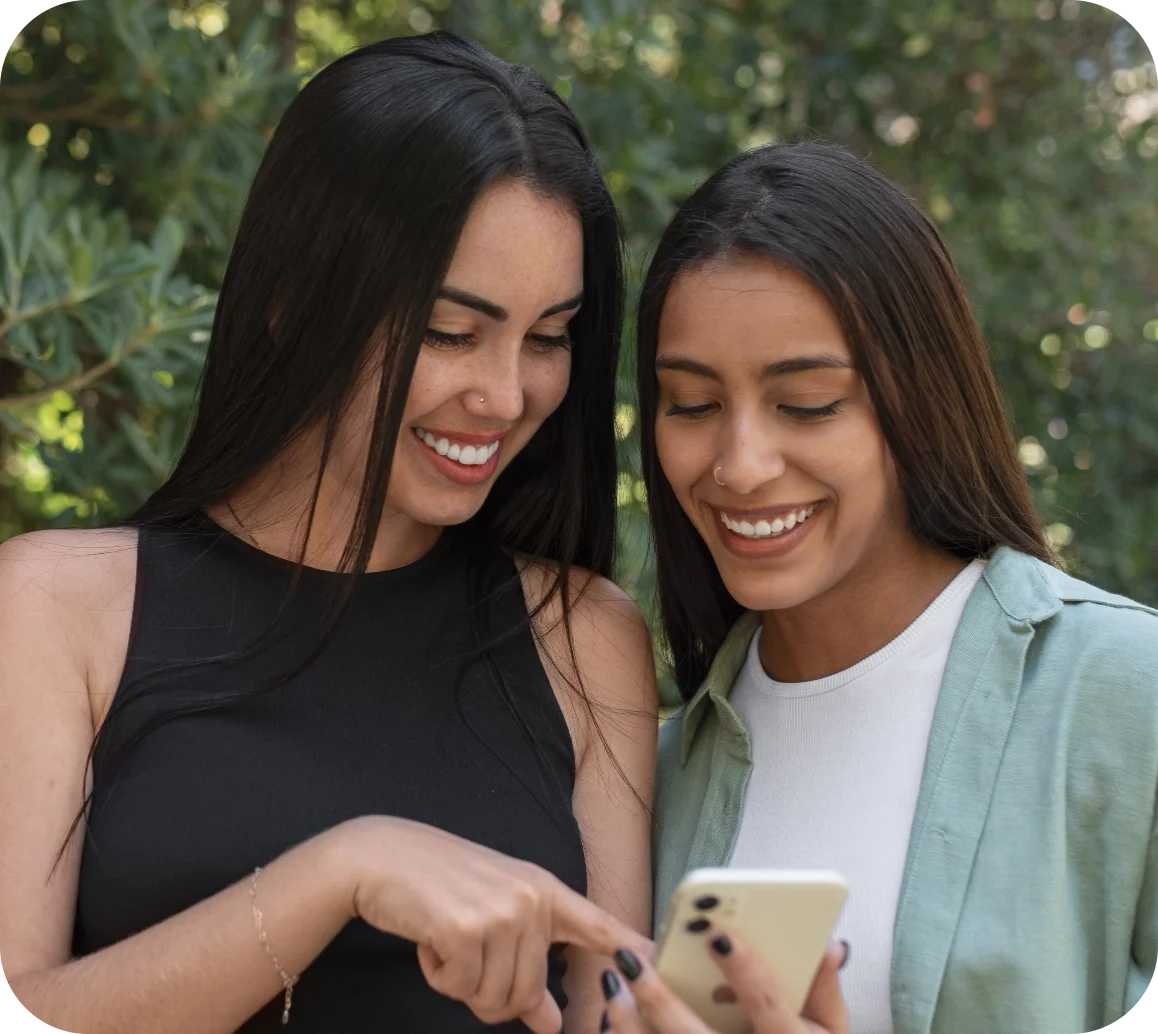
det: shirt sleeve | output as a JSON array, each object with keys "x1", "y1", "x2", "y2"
[{"x1": 1126, "y1": 793, "x2": 1158, "y2": 1013}]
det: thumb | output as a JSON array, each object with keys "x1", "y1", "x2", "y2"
[
  {"x1": 801, "y1": 942, "x2": 850, "y2": 1034},
  {"x1": 518, "y1": 985, "x2": 564, "y2": 1034}
]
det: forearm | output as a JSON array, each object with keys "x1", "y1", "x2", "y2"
[{"x1": 9, "y1": 827, "x2": 356, "y2": 1034}]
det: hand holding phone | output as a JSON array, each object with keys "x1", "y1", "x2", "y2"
[{"x1": 653, "y1": 869, "x2": 847, "y2": 1034}]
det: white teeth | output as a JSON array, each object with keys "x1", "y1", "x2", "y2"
[
  {"x1": 414, "y1": 428, "x2": 499, "y2": 467},
  {"x1": 721, "y1": 504, "x2": 818, "y2": 539}
]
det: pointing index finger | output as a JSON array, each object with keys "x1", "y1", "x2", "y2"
[{"x1": 550, "y1": 884, "x2": 651, "y2": 958}]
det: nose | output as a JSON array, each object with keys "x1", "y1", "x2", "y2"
[
  {"x1": 715, "y1": 415, "x2": 787, "y2": 495},
  {"x1": 463, "y1": 342, "x2": 524, "y2": 423}
]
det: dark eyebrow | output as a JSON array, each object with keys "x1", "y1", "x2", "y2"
[
  {"x1": 436, "y1": 286, "x2": 584, "y2": 322},
  {"x1": 538, "y1": 291, "x2": 584, "y2": 319},
  {"x1": 654, "y1": 353, "x2": 854, "y2": 380},
  {"x1": 654, "y1": 356, "x2": 722, "y2": 380},
  {"x1": 761, "y1": 354, "x2": 854, "y2": 377}
]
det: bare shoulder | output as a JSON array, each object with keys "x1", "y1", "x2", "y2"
[
  {"x1": 517, "y1": 559, "x2": 658, "y2": 760},
  {"x1": 0, "y1": 527, "x2": 138, "y2": 722},
  {"x1": 0, "y1": 526, "x2": 137, "y2": 610},
  {"x1": 518, "y1": 561, "x2": 654, "y2": 686}
]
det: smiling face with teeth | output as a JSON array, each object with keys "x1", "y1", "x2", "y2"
[
  {"x1": 653, "y1": 255, "x2": 917, "y2": 617},
  {"x1": 333, "y1": 180, "x2": 584, "y2": 532}
]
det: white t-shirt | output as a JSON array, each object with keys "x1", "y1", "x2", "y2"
[{"x1": 728, "y1": 560, "x2": 986, "y2": 1034}]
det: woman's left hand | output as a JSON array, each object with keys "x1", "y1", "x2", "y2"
[{"x1": 600, "y1": 934, "x2": 849, "y2": 1034}]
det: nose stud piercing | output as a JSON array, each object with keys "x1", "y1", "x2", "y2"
[
  {"x1": 478, "y1": 396, "x2": 485, "y2": 404},
  {"x1": 714, "y1": 466, "x2": 725, "y2": 486}
]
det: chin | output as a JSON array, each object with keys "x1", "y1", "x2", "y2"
[
  {"x1": 715, "y1": 564, "x2": 822, "y2": 614},
  {"x1": 408, "y1": 496, "x2": 487, "y2": 528}
]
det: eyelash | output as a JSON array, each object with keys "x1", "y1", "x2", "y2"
[
  {"x1": 663, "y1": 401, "x2": 846, "y2": 419},
  {"x1": 781, "y1": 401, "x2": 845, "y2": 419},
  {"x1": 423, "y1": 329, "x2": 571, "y2": 351}
]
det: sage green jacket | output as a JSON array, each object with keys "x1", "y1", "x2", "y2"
[{"x1": 653, "y1": 548, "x2": 1158, "y2": 1034}]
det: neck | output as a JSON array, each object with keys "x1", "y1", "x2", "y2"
[
  {"x1": 758, "y1": 538, "x2": 969, "y2": 683},
  {"x1": 207, "y1": 439, "x2": 440, "y2": 574}
]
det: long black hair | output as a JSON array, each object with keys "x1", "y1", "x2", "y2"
[
  {"x1": 637, "y1": 140, "x2": 1050, "y2": 699},
  {"x1": 138, "y1": 31, "x2": 622, "y2": 575},
  {"x1": 57, "y1": 33, "x2": 625, "y2": 863}
]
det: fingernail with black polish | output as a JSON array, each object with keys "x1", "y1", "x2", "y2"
[
  {"x1": 709, "y1": 934, "x2": 733, "y2": 957},
  {"x1": 614, "y1": 948, "x2": 642, "y2": 982},
  {"x1": 601, "y1": 969, "x2": 621, "y2": 1000},
  {"x1": 600, "y1": 1011, "x2": 611, "y2": 1032},
  {"x1": 839, "y1": 940, "x2": 851, "y2": 970}
]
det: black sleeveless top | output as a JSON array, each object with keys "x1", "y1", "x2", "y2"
[{"x1": 73, "y1": 518, "x2": 586, "y2": 1032}]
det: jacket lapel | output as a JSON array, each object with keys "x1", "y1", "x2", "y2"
[
  {"x1": 890, "y1": 549, "x2": 1060, "y2": 1034},
  {"x1": 678, "y1": 612, "x2": 761, "y2": 872}
]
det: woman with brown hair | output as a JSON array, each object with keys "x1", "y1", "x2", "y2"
[{"x1": 600, "y1": 141, "x2": 1158, "y2": 1034}]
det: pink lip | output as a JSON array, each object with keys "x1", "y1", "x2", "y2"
[
  {"x1": 413, "y1": 433, "x2": 501, "y2": 486},
  {"x1": 713, "y1": 501, "x2": 824, "y2": 560}
]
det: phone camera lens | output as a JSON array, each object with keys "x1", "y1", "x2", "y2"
[
  {"x1": 694, "y1": 895, "x2": 720, "y2": 911},
  {"x1": 686, "y1": 917, "x2": 711, "y2": 933}
]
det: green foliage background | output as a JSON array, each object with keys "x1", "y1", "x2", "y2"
[{"x1": 3, "y1": 0, "x2": 1157, "y2": 685}]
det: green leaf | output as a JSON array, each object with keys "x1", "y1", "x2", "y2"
[
  {"x1": 148, "y1": 218, "x2": 187, "y2": 304},
  {"x1": 69, "y1": 243, "x2": 94, "y2": 288}
]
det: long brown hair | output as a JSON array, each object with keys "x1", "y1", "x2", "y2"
[{"x1": 637, "y1": 140, "x2": 1051, "y2": 699}]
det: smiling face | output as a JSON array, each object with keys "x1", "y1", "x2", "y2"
[
  {"x1": 332, "y1": 178, "x2": 584, "y2": 532},
  {"x1": 654, "y1": 254, "x2": 914, "y2": 613}
]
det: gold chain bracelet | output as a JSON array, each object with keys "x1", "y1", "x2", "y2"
[{"x1": 250, "y1": 866, "x2": 300, "y2": 1025}]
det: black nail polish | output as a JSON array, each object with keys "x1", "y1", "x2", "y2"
[
  {"x1": 839, "y1": 940, "x2": 851, "y2": 970},
  {"x1": 686, "y1": 917, "x2": 711, "y2": 933},
  {"x1": 614, "y1": 948, "x2": 642, "y2": 982},
  {"x1": 601, "y1": 970, "x2": 621, "y2": 1000},
  {"x1": 600, "y1": 1012, "x2": 611, "y2": 1032},
  {"x1": 709, "y1": 934, "x2": 733, "y2": 957}
]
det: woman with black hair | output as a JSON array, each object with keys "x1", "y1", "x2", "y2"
[
  {"x1": 600, "y1": 141, "x2": 1158, "y2": 1034},
  {"x1": 0, "y1": 34, "x2": 656, "y2": 1034}
]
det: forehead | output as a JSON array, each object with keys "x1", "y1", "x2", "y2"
[
  {"x1": 442, "y1": 179, "x2": 583, "y2": 312},
  {"x1": 657, "y1": 255, "x2": 850, "y2": 363}
]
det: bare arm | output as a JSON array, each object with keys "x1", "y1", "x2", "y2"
[
  {"x1": 9, "y1": 834, "x2": 357, "y2": 1034},
  {"x1": 1, "y1": 533, "x2": 648, "y2": 1034},
  {"x1": 522, "y1": 563, "x2": 659, "y2": 1032},
  {"x1": 0, "y1": 531, "x2": 354, "y2": 1034}
]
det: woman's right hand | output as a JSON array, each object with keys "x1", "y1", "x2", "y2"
[{"x1": 333, "y1": 815, "x2": 650, "y2": 1034}]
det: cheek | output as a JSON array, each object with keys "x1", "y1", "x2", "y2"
[
  {"x1": 400, "y1": 351, "x2": 455, "y2": 422},
  {"x1": 819, "y1": 419, "x2": 895, "y2": 522},
  {"x1": 654, "y1": 421, "x2": 712, "y2": 503},
  {"x1": 523, "y1": 353, "x2": 572, "y2": 421}
]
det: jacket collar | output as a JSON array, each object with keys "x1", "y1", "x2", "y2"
[
  {"x1": 680, "y1": 611, "x2": 761, "y2": 765},
  {"x1": 679, "y1": 547, "x2": 1066, "y2": 767}
]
